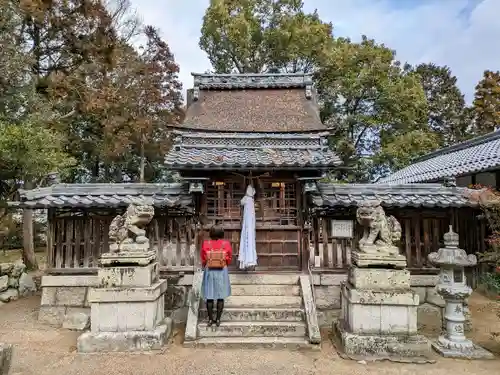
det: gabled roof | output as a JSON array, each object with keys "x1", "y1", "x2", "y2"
[
  {"x1": 165, "y1": 130, "x2": 340, "y2": 170},
  {"x1": 178, "y1": 73, "x2": 325, "y2": 133},
  {"x1": 378, "y1": 130, "x2": 500, "y2": 184},
  {"x1": 310, "y1": 183, "x2": 477, "y2": 208},
  {"x1": 8, "y1": 183, "x2": 194, "y2": 211}
]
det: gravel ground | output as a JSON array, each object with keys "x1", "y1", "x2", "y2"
[{"x1": 1, "y1": 294, "x2": 500, "y2": 375}]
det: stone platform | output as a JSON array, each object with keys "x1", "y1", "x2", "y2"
[
  {"x1": 335, "y1": 266, "x2": 431, "y2": 361},
  {"x1": 351, "y1": 252, "x2": 407, "y2": 268},
  {"x1": 431, "y1": 339, "x2": 494, "y2": 360},
  {"x1": 77, "y1": 319, "x2": 171, "y2": 353},
  {"x1": 335, "y1": 320, "x2": 430, "y2": 360},
  {"x1": 99, "y1": 250, "x2": 156, "y2": 266},
  {"x1": 77, "y1": 253, "x2": 170, "y2": 353}
]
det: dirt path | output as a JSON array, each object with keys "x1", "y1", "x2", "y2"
[{"x1": 1, "y1": 294, "x2": 500, "y2": 375}]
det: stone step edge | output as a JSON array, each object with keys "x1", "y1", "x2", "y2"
[
  {"x1": 198, "y1": 307, "x2": 305, "y2": 312},
  {"x1": 225, "y1": 296, "x2": 303, "y2": 306},
  {"x1": 184, "y1": 336, "x2": 320, "y2": 350},
  {"x1": 198, "y1": 321, "x2": 306, "y2": 328}
]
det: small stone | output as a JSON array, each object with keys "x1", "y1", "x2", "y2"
[
  {"x1": 0, "y1": 288, "x2": 18, "y2": 303},
  {"x1": 426, "y1": 287, "x2": 445, "y2": 307},
  {"x1": 357, "y1": 360, "x2": 367, "y2": 365},
  {"x1": 7, "y1": 277, "x2": 18, "y2": 289},
  {"x1": 0, "y1": 276, "x2": 8, "y2": 293},
  {"x1": 0, "y1": 343, "x2": 13, "y2": 375},
  {"x1": 10, "y1": 262, "x2": 26, "y2": 278},
  {"x1": 62, "y1": 311, "x2": 90, "y2": 331},
  {"x1": 0, "y1": 263, "x2": 13, "y2": 276},
  {"x1": 18, "y1": 273, "x2": 36, "y2": 297}
]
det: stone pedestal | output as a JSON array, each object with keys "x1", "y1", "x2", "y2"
[
  {"x1": 77, "y1": 251, "x2": 171, "y2": 353},
  {"x1": 335, "y1": 258, "x2": 431, "y2": 361},
  {"x1": 0, "y1": 343, "x2": 12, "y2": 375}
]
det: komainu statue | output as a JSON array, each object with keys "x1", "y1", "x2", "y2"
[
  {"x1": 108, "y1": 203, "x2": 155, "y2": 253},
  {"x1": 356, "y1": 200, "x2": 402, "y2": 256}
]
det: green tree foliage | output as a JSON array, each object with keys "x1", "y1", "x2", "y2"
[
  {"x1": 199, "y1": 0, "x2": 333, "y2": 73},
  {"x1": 316, "y1": 36, "x2": 430, "y2": 181},
  {"x1": 0, "y1": 119, "x2": 75, "y2": 185},
  {"x1": 473, "y1": 70, "x2": 500, "y2": 134},
  {"x1": 413, "y1": 63, "x2": 473, "y2": 146},
  {"x1": 0, "y1": 0, "x2": 183, "y2": 266}
]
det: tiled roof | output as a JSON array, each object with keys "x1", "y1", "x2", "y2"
[
  {"x1": 378, "y1": 131, "x2": 500, "y2": 184},
  {"x1": 164, "y1": 131, "x2": 341, "y2": 170},
  {"x1": 8, "y1": 183, "x2": 194, "y2": 210},
  {"x1": 177, "y1": 73, "x2": 325, "y2": 133},
  {"x1": 311, "y1": 183, "x2": 477, "y2": 208}
]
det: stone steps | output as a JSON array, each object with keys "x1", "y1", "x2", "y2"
[
  {"x1": 186, "y1": 272, "x2": 320, "y2": 350},
  {"x1": 198, "y1": 321, "x2": 307, "y2": 337},
  {"x1": 229, "y1": 274, "x2": 300, "y2": 285},
  {"x1": 225, "y1": 295, "x2": 302, "y2": 308},
  {"x1": 231, "y1": 284, "x2": 300, "y2": 296},
  {"x1": 199, "y1": 307, "x2": 305, "y2": 322},
  {"x1": 184, "y1": 336, "x2": 320, "y2": 350}
]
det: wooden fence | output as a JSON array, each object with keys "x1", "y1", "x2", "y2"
[
  {"x1": 308, "y1": 207, "x2": 487, "y2": 271},
  {"x1": 46, "y1": 209, "x2": 197, "y2": 273}
]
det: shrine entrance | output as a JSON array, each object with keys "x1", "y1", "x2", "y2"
[{"x1": 205, "y1": 176, "x2": 301, "y2": 270}]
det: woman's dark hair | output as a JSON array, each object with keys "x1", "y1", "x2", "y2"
[{"x1": 209, "y1": 225, "x2": 224, "y2": 240}]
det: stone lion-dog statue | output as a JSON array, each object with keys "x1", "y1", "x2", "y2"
[
  {"x1": 356, "y1": 199, "x2": 402, "y2": 256},
  {"x1": 108, "y1": 202, "x2": 155, "y2": 253}
]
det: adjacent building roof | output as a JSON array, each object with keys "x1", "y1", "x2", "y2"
[
  {"x1": 165, "y1": 130, "x2": 341, "y2": 170},
  {"x1": 310, "y1": 183, "x2": 478, "y2": 208},
  {"x1": 378, "y1": 130, "x2": 500, "y2": 184},
  {"x1": 8, "y1": 183, "x2": 194, "y2": 210},
  {"x1": 179, "y1": 73, "x2": 326, "y2": 133}
]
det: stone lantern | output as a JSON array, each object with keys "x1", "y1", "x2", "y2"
[{"x1": 427, "y1": 226, "x2": 493, "y2": 359}]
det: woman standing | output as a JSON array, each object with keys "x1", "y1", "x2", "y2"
[{"x1": 201, "y1": 225, "x2": 232, "y2": 327}]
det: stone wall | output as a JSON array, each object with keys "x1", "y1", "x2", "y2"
[
  {"x1": 0, "y1": 262, "x2": 37, "y2": 305},
  {"x1": 37, "y1": 273, "x2": 193, "y2": 330},
  {"x1": 38, "y1": 275, "x2": 98, "y2": 330},
  {"x1": 311, "y1": 273, "x2": 445, "y2": 329},
  {"x1": 162, "y1": 273, "x2": 193, "y2": 326},
  {"x1": 36, "y1": 271, "x2": 450, "y2": 333}
]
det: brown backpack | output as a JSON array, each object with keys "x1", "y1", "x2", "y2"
[{"x1": 206, "y1": 241, "x2": 226, "y2": 269}]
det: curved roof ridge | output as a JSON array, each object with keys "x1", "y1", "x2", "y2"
[{"x1": 415, "y1": 130, "x2": 500, "y2": 163}]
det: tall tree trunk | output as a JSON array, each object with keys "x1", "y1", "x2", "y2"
[
  {"x1": 22, "y1": 180, "x2": 38, "y2": 270},
  {"x1": 139, "y1": 135, "x2": 145, "y2": 183}
]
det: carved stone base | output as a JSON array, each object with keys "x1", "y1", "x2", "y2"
[
  {"x1": 98, "y1": 262, "x2": 159, "y2": 288},
  {"x1": 77, "y1": 319, "x2": 171, "y2": 353},
  {"x1": 335, "y1": 320, "x2": 431, "y2": 360},
  {"x1": 431, "y1": 338, "x2": 494, "y2": 359},
  {"x1": 352, "y1": 251, "x2": 407, "y2": 268},
  {"x1": 340, "y1": 283, "x2": 419, "y2": 335},
  {"x1": 100, "y1": 250, "x2": 156, "y2": 266},
  {"x1": 349, "y1": 267, "x2": 410, "y2": 290}
]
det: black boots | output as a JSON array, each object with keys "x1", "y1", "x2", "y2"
[
  {"x1": 206, "y1": 299, "x2": 215, "y2": 327},
  {"x1": 206, "y1": 299, "x2": 224, "y2": 327},
  {"x1": 215, "y1": 299, "x2": 224, "y2": 327}
]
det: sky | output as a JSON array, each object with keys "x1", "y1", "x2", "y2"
[{"x1": 131, "y1": 0, "x2": 498, "y2": 103}]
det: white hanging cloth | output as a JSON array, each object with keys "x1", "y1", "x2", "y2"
[{"x1": 238, "y1": 184, "x2": 258, "y2": 269}]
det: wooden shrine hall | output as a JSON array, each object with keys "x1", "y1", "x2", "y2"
[
  {"x1": 11, "y1": 72, "x2": 485, "y2": 274},
  {"x1": 8, "y1": 73, "x2": 488, "y2": 350}
]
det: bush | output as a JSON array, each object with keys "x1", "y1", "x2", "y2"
[
  {"x1": 468, "y1": 185, "x2": 500, "y2": 265},
  {"x1": 0, "y1": 212, "x2": 46, "y2": 250},
  {"x1": 479, "y1": 269, "x2": 500, "y2": 297}
]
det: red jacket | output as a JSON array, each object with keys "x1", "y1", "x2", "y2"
[{"x1": 201, "y1": 239, "x2": 233, "y2": 267}]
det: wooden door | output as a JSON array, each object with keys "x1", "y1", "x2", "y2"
[{"x1": 205, "y1": 177, "x2": 301, "y2": 270}]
